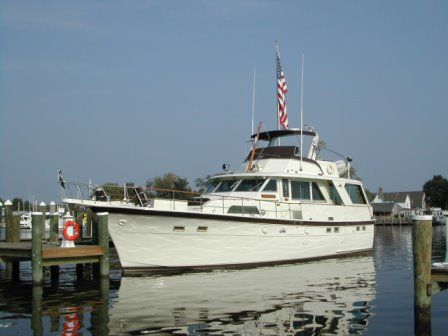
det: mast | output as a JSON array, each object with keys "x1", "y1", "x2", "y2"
[
  {"x1": 275, "y1": 41, "x2": 279, "y2": 146},
  {"x1": 300, "y1": 54, "x2": 304, "y2": 171},
  {"x1": 251, "y1": 66, "x2": 256, "y2": 135}
]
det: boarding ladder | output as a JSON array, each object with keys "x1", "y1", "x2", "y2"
[{"x1": 134, "y1": 186, "x2": 149, "y2": 207}]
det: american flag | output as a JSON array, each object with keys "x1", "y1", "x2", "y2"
[{"x1": 276, "y1": 42, "x2": 288, "y2": 130}]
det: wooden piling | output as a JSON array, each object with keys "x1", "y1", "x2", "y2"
[
  {"x1": 4, "y1": 200, "x2": 13, "y2": 241},
  {"x1": 97, "y1": 213, "x2": 109, "y2": 278},
  {"x1": 39, "y1": 202, "x2": 46, "y2": 235},
  {"x1": 32, "y1": 212, "x2": 44, "y2": 286},
  {"x1": 49, "y1": 212, "x2": 59, "y2": 244},
  {"x1": 49, "y1": 202, "x2": 60, "y2": 282},
  {"x1": 4, "y1": 200, "x2": 20, "y2": 279},
  {"x1": 412, "y1": 215, "x2": 433, "y2": 335}
]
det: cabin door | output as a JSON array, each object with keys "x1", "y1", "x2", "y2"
[{"x1": 281, "y1": 179, "x2": 290, "y2": 201}]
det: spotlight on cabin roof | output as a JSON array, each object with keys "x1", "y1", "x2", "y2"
[{"x1": 222, "y1": 163, "x2": 231, "y2": 174}]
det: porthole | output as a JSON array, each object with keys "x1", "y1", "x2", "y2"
[
  {"x1": 326, "y1": 228, "x2": 331, "y2": 233},
  {"x1": 334, "y1": 227, "x2": 340, "y2": 233},
  {"x1": 173, "y1": 226, "x2": 185, "y2": 232}
]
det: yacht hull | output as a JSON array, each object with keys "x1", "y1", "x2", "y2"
[{"x1": 92, "y1": 207, "x2": 374, "y2": 272}]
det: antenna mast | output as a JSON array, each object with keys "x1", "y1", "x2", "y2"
[
  {"x1": 300, "y1": 54, "x2": 304, "y2": 171},
  {"x1": 251, "y1": 66, "x2": 256, "y2": 135}
]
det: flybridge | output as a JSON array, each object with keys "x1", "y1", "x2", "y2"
[
  {"x1": 251, "y1": 128, "x2": 317, "y2": 142},
  {"x1": 249, "y1": 127, "x2": 320, "y2": 162}
]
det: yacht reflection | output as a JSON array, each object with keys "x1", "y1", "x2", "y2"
[{"x1": 110, "y1": 256, "x2": 376, "y2": 335}]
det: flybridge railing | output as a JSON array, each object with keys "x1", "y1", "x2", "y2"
[{"x1": 60, "y1": 182, "x2": 304, "y2": 220}]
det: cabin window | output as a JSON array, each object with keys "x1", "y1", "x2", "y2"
[
  {"x1": 345, "y1": 184, "x2": 367, "y2": 204},
  {"x1": 235, "y1": 179, "x2": 265, "y2": 192},
  {"x1": 262, "y1": 179, "x2": 278, "y2": 192},
  {"x1": 204, "y1": 180, "x2": 220, "y2": 193},
  {"x1": 228, "y1": 205, "x2": 260, "y2": 215},
  {"x1": 329, "y1": 182, "x2": 344, "y2": 205},
  {"x1": 311, "y1": 182, "x2": 325, "y2": 201},
  {"x1": 282, "y1": 179, "x2": 290, "y2": 198},
  {"x1": 291, "y1": 181, "x2": 311, "y2": 200},
  {"x1": 215, "y1": 179, "x2": 240, "y2": 192}
]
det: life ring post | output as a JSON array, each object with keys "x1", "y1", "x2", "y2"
[{"x1": 61, "y1": 220, "x2": 80, "y2": 248}]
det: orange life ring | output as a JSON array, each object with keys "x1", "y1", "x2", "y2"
[{"x1": 62, "y1": 221, "x2": 80, "y2": 241}]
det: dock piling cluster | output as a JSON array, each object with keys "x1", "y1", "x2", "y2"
[{"x1": 0, "y1": 201, "x2": 110, "y2": 285}]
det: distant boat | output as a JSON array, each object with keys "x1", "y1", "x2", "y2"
[
  {"x1": 434, "y1": 210, "x2": 448, "y2": 225},
  {"x1": 19, "y1": 209, "x2": 68, "y2": 230}
]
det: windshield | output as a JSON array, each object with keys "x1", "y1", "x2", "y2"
[
  {"x1": 204, "y1": 180, "x2": 220, "y2": 193},
  {"x1": 215, "y1": 179, "x2": 240, "y2": 192},
  {"x1": 235, "y1": 179, "x2": 265, "y2": 192}
]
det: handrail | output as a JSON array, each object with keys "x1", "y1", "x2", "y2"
[{"x1": 61, "y1": 181, "x2": 309, "y2": 218}]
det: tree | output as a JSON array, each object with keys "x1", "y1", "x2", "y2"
[
  {"x1": 194, "y1": 175, "x2": 211, "y2": 193},
  {"x1": 102, "y1": 183, "x2": 126, "y2": 201},
  {"x1": 364, "y1": 189, "x2": 375, "y2": 203},
  {"x1": 146, "y1": 172, "x2": 192, "y2": 200},
  {"x1": 423, "y1": 175, "x2": 448, "y2": 209}
]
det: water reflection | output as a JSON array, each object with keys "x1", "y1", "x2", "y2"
[
  {"x1": 110, "y1": 256, "x2": 376, "y2": 335},
  {"x1": 0, "y1": 274, "x2": 114, "y2": 336}
]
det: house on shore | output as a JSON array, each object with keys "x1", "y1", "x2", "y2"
[{"x1": 371, "y1": 188, "x2": 426, "y2": 224}]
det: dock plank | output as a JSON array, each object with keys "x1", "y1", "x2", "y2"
[
  {"x1": 432, "y1": 267, "x2": 448, "y2": 283},
  {"x1": 42, "y1": 245, "x2": 104, "y2": 259},
  {"x1": 0, "y1": 242, "x2": 104, "y2": 262}
]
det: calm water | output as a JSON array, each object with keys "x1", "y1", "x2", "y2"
[{"x1": 0, "y1": 226, "x2": 447, "y2": 335}]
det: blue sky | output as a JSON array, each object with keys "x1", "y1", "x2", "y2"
[{"x1": 1, "y1": 0, "x2": 447, "y2": 202}]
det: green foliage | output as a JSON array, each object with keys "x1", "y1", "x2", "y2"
[
  {"x1": 101, "y1": 183, "x2": 126, "y2": 201},
  {"x1": 194, "y1": 175, "x2": 211, "y2": 193},
  {"x1": 364, "y1": 189, "x2": 375, "y2": 203},
  {"x1": 146, "y1": 172, "x2": 192, "y2": 200},
  {"x1": 423, "y1": 175, "x2": 448, "y2": 209},
  {"x1": 12, "y1": 198, "x2": 31, "y2": 211}
]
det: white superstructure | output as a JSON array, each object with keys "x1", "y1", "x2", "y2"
[{"x1": 63, "y1": 128, "x2": 374, "y2": 272}]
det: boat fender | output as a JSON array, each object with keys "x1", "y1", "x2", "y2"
[
  {"x1": 62, "y1": 221, "x2": 81, "y2": 241},
  {"x1": 327, "y1": 165, "x2": 334, "y2": 174}
]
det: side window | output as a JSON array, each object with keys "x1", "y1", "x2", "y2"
[
  {"x1": 291, "y1": 181, "x2": 311, "y2": 200},
  {"x1": 282, "y1": 179, "x2": 290, "y2": 198},
  {"x1": 345, "y1": 184, "x2": 367, "y2": 204},
  {"x1": 262, "y1": 179, "x2": 277, "y2": 192},
  {"x1": 329, "y1": 182, "x2": 344, "y2": 205},
  {"x1": 311, "y1": 182, "x2": 325, "y2": 201}
]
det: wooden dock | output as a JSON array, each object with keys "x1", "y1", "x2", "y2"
[
  {"x1": 0, "y1": 243, "x2": 104, "y2": 265},
  {"x1": 0, "y1": 201, "x2": 109, "y2": 285}
]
